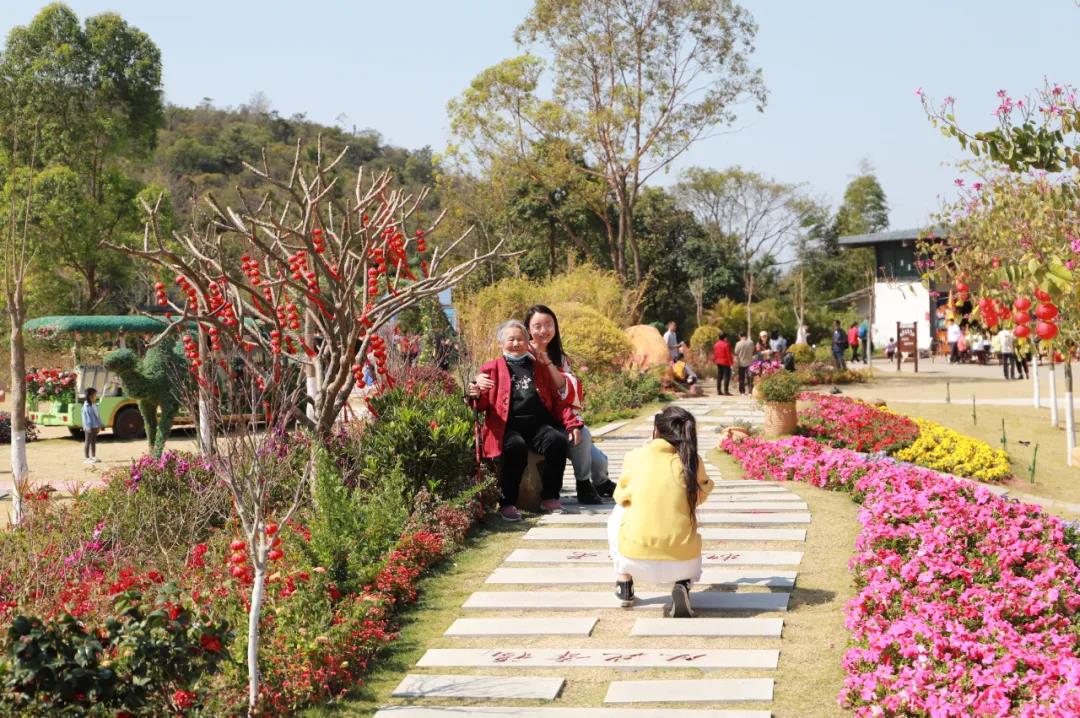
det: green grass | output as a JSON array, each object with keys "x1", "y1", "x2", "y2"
[{"x1": 887, "y1": 403, "x2": 1080, "y2": 518}]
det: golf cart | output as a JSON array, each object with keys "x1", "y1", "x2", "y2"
[{"x1": 23, "y1": 315, "x2": 187, "y2": 439}]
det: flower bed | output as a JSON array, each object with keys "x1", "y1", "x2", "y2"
[
  {"x1": 797, "y1": 392, "x2": 920, "y2": 454},
  {"x1": 796, "y1": 361, "x2": 869, "y2": 386},
  {"x1": 798, "y1": 394, "x2": 1011, "y2": 483},
  {"x1": 723, "y1": 435, "x2": 1080, "y2": 716},
  {"x1": 0, "y1": 382, "x2": 487, "y2": 715},
  {"x1": 26, "y1": 368, "x2": 77, "y2": 406},
  {"x1": 894, "y1": 417, "x2": 1012, "y2": 483}
]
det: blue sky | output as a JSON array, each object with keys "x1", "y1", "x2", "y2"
[{"x1": 6, "y1": 1, "x2": 1078, "y2": 228}]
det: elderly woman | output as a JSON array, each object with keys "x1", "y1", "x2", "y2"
[{"x1": 467, "y1": 320, "x2": 580, "y2": 521}]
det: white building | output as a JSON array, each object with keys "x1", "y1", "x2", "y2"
[{"x1": 838, "y1": 228, "x2": 944, "y2": 353}]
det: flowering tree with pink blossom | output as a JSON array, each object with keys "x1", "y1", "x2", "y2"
[{"x1": 921, "y1": 83, "x2": 1080, "y2": 461}]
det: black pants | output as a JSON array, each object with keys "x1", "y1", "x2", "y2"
[
  {"x1": 850, "y1": 344, "x2": 860, "y2": 362},
  {"x1": 1001, "y1": 352, "x2": 1015, "y2": 379},
  {"x1": 716, "y1": 365, "x2": 731, "y2": 394},
  {"x1": 949, "y1": 342, "x2": 959, "y2": 363},
  {"x1": 737, "y1": 365, "x2": 752, "y2": 394},
  {"x1": 501, "y1": 418, "x2": 568, "y2": 507},
  {"x1": 832, "y1": 348, "x2": 847, "y2": 371},
  {"x1": 1017, "y1": 355, "x2": 1030, "y2": 379},
  {"x1": 84, "y1": 427, "x2": 99, "y2": 459}
]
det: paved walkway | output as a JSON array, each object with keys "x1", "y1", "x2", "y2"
[{"x1": 375, "y1": 395, "x2": 803, "y2": 717}]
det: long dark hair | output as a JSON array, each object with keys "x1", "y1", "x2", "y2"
[
  {"x1": 654, "y1": 406, "x2": 700, "y2": 525},
  {"x1": 524, "y1": 304, "x2": 564, "y2": 368}
]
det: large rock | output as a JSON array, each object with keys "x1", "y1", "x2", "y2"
[
  {"x1": 514, "y1": 452, "x2": 546, "y2": 511},
  {"x1": 625, "y1": 324, "x2": 670, "y2": 368}
]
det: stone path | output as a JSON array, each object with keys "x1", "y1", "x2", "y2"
[{"x1": 376, "y1": 395, "x2": 797, "y2": 717}]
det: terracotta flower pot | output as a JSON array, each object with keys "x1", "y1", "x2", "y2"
[{"x1": 762, "y1": 401, "x2": 797, "y2": 437}]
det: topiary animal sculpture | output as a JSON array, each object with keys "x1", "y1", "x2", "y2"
[{"x1": 104, "y1": 334, "x2": 188, "y2": 456}]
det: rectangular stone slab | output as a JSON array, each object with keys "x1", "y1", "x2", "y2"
[
  {"x1": 374, "y1": 707, "x2": 772, "y2": 718},
  {"x1": 591, "y1": 421, "x2": 629, "y2": 437},
  {"x1": 463, "y1": 591, "x2": 789, "y2": 612},
  {"x1": 504, "y1": 549, "x2": 804, "y2": 566},
  {"x1": 539, "y1": 512, "x2": 810, "y2": 525},
  {"x1": 416, "y1": 647, "x2": 779, "y2": 669},
  {"x1": 524, "y1": 527, "x2": 805, "y2": 542},
  {"x1": 631, "y1": 617, "x2": 783, "y2": 637},
  {"x1": 393, "y1": 674, "x2": 565, "y2": 700},
  {"x1": 486, "y1": 567, "x2": 796, "y2": 588},
  {"x1": 697, "y1": 502, "x2": 808, "y2": 511},
  {"x1": 605, "y1": 678, "x2": 774, "y2": 704},
  {"x1": 444, "y1": 618, "x2": 598, "y2": 636},
  {"x1": 706, "y1": 492, "x2": 803, "y2": 500}
]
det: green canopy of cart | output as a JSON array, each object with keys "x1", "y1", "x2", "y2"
[{"x1": 24, "y1": 315, "x2": 171, "y2": 335}]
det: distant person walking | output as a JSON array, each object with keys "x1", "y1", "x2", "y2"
[
  {"x1": 947, "y1": 320, "x2": 963, "y2": 364},
  {"x1": 663, "y1": 321, "x2": 679, "y2": 361},
  {"x1": 82, "y1": 388, "x2": 103, "y2": 464},
  {"x1": 858, "y1": 320, "x2": 870, "y2": 362},
  {"x1": 997, "y1": 327, "x2": 1016, "y2": 380},
  {"x1": 733, "y1": 332, "x2": 756, "y2": 395},
  {"x1": 712, "y1": 333, "x2": 733, "y2": 396},
  {"x1": 847, "y1": 323, "x2": 861, "y2": 363},
  {"x1": 832, "y1": 321, "x2": 848, "y2": 371}
]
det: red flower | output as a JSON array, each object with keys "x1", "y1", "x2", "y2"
[
  {"x1": 199, "y1": 633, "x2": 222, "y2": 653},
  {"x1": 171, "y1": 689, "x2": 196, "y2": 711}
]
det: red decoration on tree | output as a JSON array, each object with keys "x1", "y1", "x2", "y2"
[
  {"x1": 1034, "y1": 303, "x2": 1059, "y2": 321},
  {"x1": 1013, "y1": 296, "x2": 1032, "y2": 311},
  {"x1": 1012, "y1": 310, "x2": 1031, "y2": 325},
  {"x1": 1014, "y1": 324, "x2": 1031, "y2": 338},
  {"x1": 1036, "y1": 321, "x2": 1059, "y2": 340}
]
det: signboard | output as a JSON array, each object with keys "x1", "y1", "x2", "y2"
[{"x1": 897, "y1": 322, "x2": 918, "y2": 372}]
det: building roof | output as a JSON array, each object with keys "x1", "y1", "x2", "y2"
[{"x1": 838, "y1": 226, "x2": 947, "y2": 248}]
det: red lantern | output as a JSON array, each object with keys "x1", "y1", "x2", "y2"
[
  {"x1": 1013, "y1": 297, "x2": 1032, "y2": 311},
  {"x1": 1036, "y1": 321, "x2": 1058, "y2": 340},
  {"x1": 1034, "y1": 288, "x2": 1052, "y2": 303},
  {"x1": 955, "y1": 281, "x2": 969, "y2": 293},
  {"x1": 1012, "y1": 310, "x2": 1030, "y2": 325},
  {"x1": 985, "y1": 312, "x2": 1000, "y2": 328},
  {"x1": 1034, "y1": 303, "x2": 1059, "y2": 321},
  {"x1": 1014, "y1": 324, "x2": 1031, "y2": 338}
]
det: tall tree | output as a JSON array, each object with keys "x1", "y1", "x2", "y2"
[
  {"x1": 675, "y1": 166, "x2": 811, "y2": 334},
  {"x1": 449, "y1": 0, "x2": 767, "y2": 282},
  {"x1": 834, "y1": 161, "x2": 890, "y2": 237},
  {"x1": 0, "y1": 4, "x2": 164, "y2": 313},
  {"x1": 0, "y1": 4, "x2": 162, "y2": 521}
]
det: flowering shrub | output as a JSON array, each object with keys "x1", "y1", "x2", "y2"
[
  {"x1": 796, "y1": 361, "x2": 869, "y2": 386},
  {"x1": 723, "y1": 435, "x2": 1080, "y2": 716},
  {"x1": 894, "y1": 417, "x2": 1012, "y2": 483},
  {"x1": 25, "y1": 368, "x2": 77, "y2": 405},
  {"x1": 748, "y1": 359, "x2": 782, "y2": 377},
  {"x1": 2, "y1": 583, "x2": 231, "y2": 716},
  {"x1": 798, "y1": 393, "x2": 920, "y2": 454},
  {"x1": 581, "y1": 367, "x2": 667, "y2": 425}
]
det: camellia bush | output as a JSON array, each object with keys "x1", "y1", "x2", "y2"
[{"x1": 724, "y1": 434, "x2": 1080, "y2": 717}]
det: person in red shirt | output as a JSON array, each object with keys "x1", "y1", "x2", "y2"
[
  {"x1": 847, "y1": 323, "x2": 861, "y2": 364},
  {"x1": 712, "y1": 333, "x2": 734, "y2": 396}
]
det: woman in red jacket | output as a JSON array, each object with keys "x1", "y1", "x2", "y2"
[
  {"x1": 467, "y1": 320, "x2": 581, "y2": 521},
  {"x1": 712, "y1": 332, "x2": 734, "y2": 396}
]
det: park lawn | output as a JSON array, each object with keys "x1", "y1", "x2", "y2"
[{"x1": 888, "y1": 402, "x2": 1080, "y2": 519}]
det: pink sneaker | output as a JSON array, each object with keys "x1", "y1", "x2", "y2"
[
  {"x1": 539, "y1": 499, "x2": 566, "y2": 514},
  {"x1": 499, "y1": 505, "x2": 522, "y2": 522}
]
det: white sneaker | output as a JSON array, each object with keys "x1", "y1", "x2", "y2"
[
  {"x1": 89, "y1": 457, "x2": 100, "y2": 464},
  {"x1": 83, "y1": 458, "x2": 93, "y2": 464}
]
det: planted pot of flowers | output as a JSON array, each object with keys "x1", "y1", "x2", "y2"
[{"x1": 754, "y1": 370, "x2": 802, "y2": 437}]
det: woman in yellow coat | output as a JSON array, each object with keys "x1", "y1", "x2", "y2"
[{"x1": 608, "y1": 406, "x2": 714, "y2": 617}]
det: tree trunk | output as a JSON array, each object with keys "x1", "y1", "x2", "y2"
[
  {"x1": 246, "y1": 559, "x2": 267, "y2": 716},
  {"x1": 1049, "y1": 355, "x2": 1058, "y2": 428},
  {"x1": 304, "y1": 305, "x2": 317, "y2": 423},
  {"x1": 8, "y1": 298, "x2": 27, "y2": 525},
  {"x1": 1066, "y1": 359, "x2": 1075, "y2": 466},
  {"x1": 745, "y1": 273, "x2": 755, "y2": 338},
  {"x1": 197, "y1": 327, "x2": 213, "y2": 455},
  {"x1": 1032, "y1": 351, "x2": 1041, "y2": 408}
]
